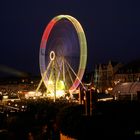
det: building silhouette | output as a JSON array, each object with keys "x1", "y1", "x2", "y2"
[
  {"x1": 114, "y1": 59, "x2": 140, "y2": 83},
  {"x1": 94, "y1": 60, "x2": 123, "y2": 93}
]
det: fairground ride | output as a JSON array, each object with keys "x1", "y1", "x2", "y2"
[{"x1": 36, "y1": 15, "x2": 87, "y2": 101}]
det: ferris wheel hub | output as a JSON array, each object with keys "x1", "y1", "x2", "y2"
[{"x1": 50, "y1": 51, "x2": 55, "y2": 61}]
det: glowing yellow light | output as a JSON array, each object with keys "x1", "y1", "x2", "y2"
[
  {"x1": 91, "y1": 87, "x2": 95, "y2": 90},
  {"x1": 108, "y1": 87, "x2": 113, "y2": 91},
  {"x1": 48, "y1": 80, "x2": 53, "y2": 84},
  {"x1": 47, "y1": 80, "x2": 65, "y2": 93},
  {"x1": 105, "y1": 90, "x2": 109, "y2": 94},
  {"x1": 98, "y1": 97, "x2": 113, "y2": 102},
  {"x1": 47, "y1": 90, "x2": 65, "y2": 98},
  {"x1": 57, "y1": 80, "x2": 65, "y2": 90},
  {"x1": 46, "y1": 80, "x2": 65, "y2": 99},
  {"x1": 97, "y1": 89, "x2": 100, "y2": 93},
  {"x1": 3, "y1": 96, "x2": 8, "y2": 99}
]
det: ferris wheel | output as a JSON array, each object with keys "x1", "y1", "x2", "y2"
[{"x1": 36, "y1": 15, "x2": 87, "y2": 99}]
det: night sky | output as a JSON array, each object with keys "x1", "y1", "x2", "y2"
[{"x1": 0, "y1": 0, "x2": 140, "y2": 77}]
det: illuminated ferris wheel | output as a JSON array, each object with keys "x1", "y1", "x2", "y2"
[{"x1": 36, "y1": 15, "x2": 87, "y2": 99}]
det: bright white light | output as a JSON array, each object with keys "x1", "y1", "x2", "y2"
[
  {"x1": 48, "y1": 80, "x2": 53, "y2": 84},
  {"x1": 3, "y1": 96, "x2": 8, "y2": 99},
  {"x1": 47, "y1": 90, "x2": 65, "y2": 98},
  {"x1": 22, "y1": 105, "x2": 24, "y2": 108},
  {"x1": 25, "y1": 91, "x2": 42, "y2": 99},
  {"x1": 98, "y1": 97, "x2": 113, "y2": 102}
]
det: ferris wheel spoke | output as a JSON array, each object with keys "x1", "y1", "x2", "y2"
[
  {"x1": 62, "y1": 58, "x2": 66, "y2": 84},
  {"x1": 64, "y1": 55, "x2": 80, "y2": 59},
  {"x1": 55, "y1": 58, "x2": 63, "y2": 84},
  {"x1": 65, "y1": 61, "x2": 74, "y2": 88},
  {"x1": 36, "y1": 60, "x2": 53, "y2": 93},
  {"x1": 65, "y1": 59, "x2": 85, "y2": 89}
]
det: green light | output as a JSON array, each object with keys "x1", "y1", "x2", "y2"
[{"x1": 57, "y1": 80, "x2": 65, "y2": 90}]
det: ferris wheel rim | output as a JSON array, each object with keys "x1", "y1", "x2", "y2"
[{"x1": 39, "y1": 15, "x2": 87, "y2": 92}]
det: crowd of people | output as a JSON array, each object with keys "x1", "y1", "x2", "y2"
[{"x1": 0, "y1": 98, "x2": 72, "y2": 140}]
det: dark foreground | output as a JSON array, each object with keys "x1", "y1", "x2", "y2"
[{"x1": 0, "y1": 99, "x2": 140, "y2": 139}]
